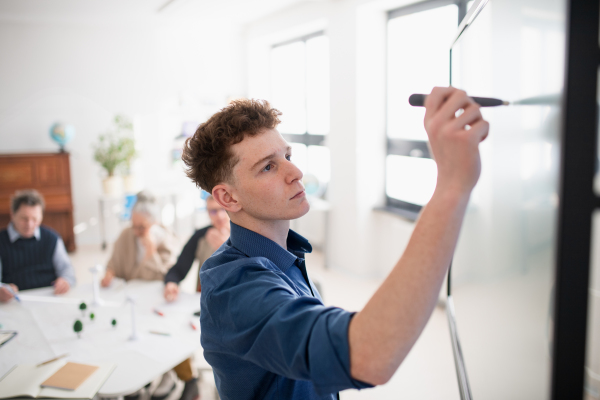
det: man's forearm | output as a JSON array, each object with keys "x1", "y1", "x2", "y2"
[
  {"x1": 348, "y1": 87, "x2": 488, "y2": 385},
  {"x1": 348, "y1": 188, "x2": 470, "y2": 385}
]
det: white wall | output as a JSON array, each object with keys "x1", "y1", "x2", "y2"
[
  {"x1": 0, "y1": 0, "x2": 429, "y2": 277},
  {"x1": 0, "y1": 16, "x2": 245, "y2": 245},
  {"x1": 245, "y1": 0, "x2": 418, "y2": 278}
]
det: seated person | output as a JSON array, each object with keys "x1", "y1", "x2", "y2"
[
  {"x1": 100, "y1": 191, "x2": 198, "y2": 400},
  {"x1": 101, "y1": 191, "x2": 178, "y2": 286},
  {"x1": 0, "y1": 189, "x2": 75, "y2": 302},
  {"x1": 164, "y1": 195, "x2": 230, "y2": 301}
]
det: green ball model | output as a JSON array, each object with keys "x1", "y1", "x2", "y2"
[
  {"x1": 79, "y1": 302, "x2": 87, "y2": 317},
  {"x1": 73, "y1": 320, "x2": 83, "y2": 338},
  {"x1": 111, "y1": 319, "x2": 117, "y2": 328},
  {"x1": 90, "y1": 312, "x2": 95, "y2": 321}
]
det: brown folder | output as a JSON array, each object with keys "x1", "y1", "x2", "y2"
[{"x1": 40, "y1": 362, "x2": 99, "y2": 391}]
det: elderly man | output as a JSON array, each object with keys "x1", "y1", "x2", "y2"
[{"x1": 0, "y1": 189, "x2": 76, "y2": 302}]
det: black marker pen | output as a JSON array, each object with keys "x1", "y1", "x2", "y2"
[{"x1": 409, "y1": 93, "x2": 509, "y2": 107}]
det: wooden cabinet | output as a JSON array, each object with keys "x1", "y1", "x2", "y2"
[{"x1": 0, "y1": 152, "x2": 75, "y2": 252}]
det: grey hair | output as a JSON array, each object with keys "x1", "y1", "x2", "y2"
[
  {"x1": 11, "y1": 189, "x2": 45, "y2": 214},
  {"x1": 131, "y1": 190, "x2": 159, "y2": 222}
]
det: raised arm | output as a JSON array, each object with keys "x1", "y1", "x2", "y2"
[{"x1": 348, "y1": 87, "x2": 489, "y2": 384}]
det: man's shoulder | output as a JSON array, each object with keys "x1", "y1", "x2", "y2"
[
  {"x1": 201, "y1": 243, "x2": 282, "y2": 287},
  {"x1": 39, "y1": 225, "x2": 61, "y2": 241},
  {"x1": 204, "y1": 243, "x2": 279, "y2": 272}
]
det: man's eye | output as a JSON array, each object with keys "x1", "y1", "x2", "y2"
[
  {"x1": 285, "y1": 154, "x2": 291, "y2": 161},
  {"x1": 264, "y1": 164, "x2": 272, "y2": 172}
]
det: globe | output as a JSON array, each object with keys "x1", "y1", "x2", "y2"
[{"x1": 49, "y1": 122, "x2": 75, "y2": 151}]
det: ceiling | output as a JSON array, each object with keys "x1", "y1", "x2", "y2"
[{"x1": 0, "y1": 0, "x2": 311, "y2": 24}]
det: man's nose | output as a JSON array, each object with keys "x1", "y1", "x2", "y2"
[{"x1": 285, "y1": 160, "x2": 303, "y2": 184}]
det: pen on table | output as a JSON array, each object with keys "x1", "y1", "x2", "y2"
[
  {"x1": 149, "y1": 330, "x2": 171, "y2": 336},
  {"x1": 37, "y1": 353, "x2": 68, "y2": 367},
  {"x1": 153, "y1": 308, "x2": 164, "y2": 317},
  {"x1": 408, "y1": 93, "x2": 509, "y2": 107},
  {"x1": 0, "y1": 283, "x2": 21, "y2": 302}
]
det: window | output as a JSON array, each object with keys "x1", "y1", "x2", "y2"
[
  {"x1": 271, "y1": 32, "x2": 330, "y2": 198},
  {"x1": 386, "y1": 0, "x2": 472, "y2": 216}
]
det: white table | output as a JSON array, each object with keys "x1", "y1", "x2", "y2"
[{"x1": 0, "y1": 280, "x2": 201, "y2": 397}]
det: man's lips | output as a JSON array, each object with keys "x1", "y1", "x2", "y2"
[{"x1": 290, "y1": 190, "x2": 305, "y2": 200}]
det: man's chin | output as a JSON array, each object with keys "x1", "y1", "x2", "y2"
[{"x1": 291, "y1": 202, "x2": 310, "y2": 220}]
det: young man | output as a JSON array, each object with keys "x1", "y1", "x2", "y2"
[
  {"x1": 0, "y1": 189, "x2": 76, "y2": 302},
  {"x1": 181, "y1": 87, "x2": 489, "y2": 399}
]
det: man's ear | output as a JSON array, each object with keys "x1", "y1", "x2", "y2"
[{"x1": 212, "y1": 184, "x2": 242, "y2": 213}]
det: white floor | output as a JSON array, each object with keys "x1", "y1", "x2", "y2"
[{"x1": 70, "y1": 244, "x2": 460, "y2": 400}]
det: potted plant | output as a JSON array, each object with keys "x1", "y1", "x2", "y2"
[
  {"x1": 113, "y1": 115, "x2": 138, "y2": 192},
  {"x1": 120, "y1": 135, "x2": 138, "y2": 193},
  {"x1": 93, "y1": 115, "x2": 137, "y2": 196}
]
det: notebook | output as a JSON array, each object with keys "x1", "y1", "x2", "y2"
[
  {"x1": 0, "y1": 361, "x2": 115, "y2": 399},
  {"x1": 40, "y1": 362, "x2": 99, "y2": 390}
]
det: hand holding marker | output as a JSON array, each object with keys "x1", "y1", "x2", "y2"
[{"x1": 0, "y1": 283, "x2": 20, "y2": 302}]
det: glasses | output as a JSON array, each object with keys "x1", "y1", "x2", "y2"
[{"x1": 207, "y1": 209, "x2": 225, "y2": 216}]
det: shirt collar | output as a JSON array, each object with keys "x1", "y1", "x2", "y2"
[
  {"x1": 7, "y1": 223, "x2": 41, "y2": 243},
  {"x1": 229, "y1": 221, "x2": 312, "y2": 273}
]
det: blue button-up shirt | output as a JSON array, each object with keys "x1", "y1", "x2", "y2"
[{"x1": 200, "y1": 222, "x2": 371, "y2": 399}]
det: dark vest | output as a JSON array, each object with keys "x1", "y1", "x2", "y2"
[{"x1": 0, "y1": 225, "x2": 59, "y2": 290}]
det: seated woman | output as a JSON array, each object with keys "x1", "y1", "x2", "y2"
[
  {"x1": 163, "y1": 195, "x2": 229, "y2": 301},
  {"x1": 101, "y1": 192, "x2": 198, "y2": 400},
  {"x1": 101, "y1": 191, "x2": 177, "y2": 286}
]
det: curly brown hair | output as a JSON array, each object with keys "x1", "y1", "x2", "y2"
[{"x1": 182, "y1": 99, "x2": 282, "y2": 193}]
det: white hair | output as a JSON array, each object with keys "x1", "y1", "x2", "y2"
[{"x1": 131, "y1": 190, "x2": 159, "y2": 223}]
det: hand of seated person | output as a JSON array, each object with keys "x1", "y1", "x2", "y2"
[
  {"x1": 206, "y1": 227, "x2": 228, "y2": 251},
  {"x1": 53, "y1": 277, "x2": 70, "y2": 294},
  {"x1": 101, "y1": 269, "x2": 114, "y2": 287},
  {"x1": 0, "y1": 283, "x2": 18, "y2": 303},
  {"x1": 164, "y1": 281, "x2": 179, "y2": 302},
  {"x1": 141, "y1": 232, "x2": 157, "y2": 260}
]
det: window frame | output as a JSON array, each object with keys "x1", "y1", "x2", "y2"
[
  {"x1": 271, "y1": 31, "x2": 328, "y2": 148},
  {"x1": 385, "y1": 0, "x2": 471, "y2": 219}
]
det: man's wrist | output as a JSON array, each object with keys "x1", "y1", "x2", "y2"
[{"x1": 429, "y1": 185, "x2": 471, "y2": 209}]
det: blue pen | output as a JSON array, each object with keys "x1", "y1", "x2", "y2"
[{"x1": 0, "y1": 283, "x2": 21, "y2": 302}]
